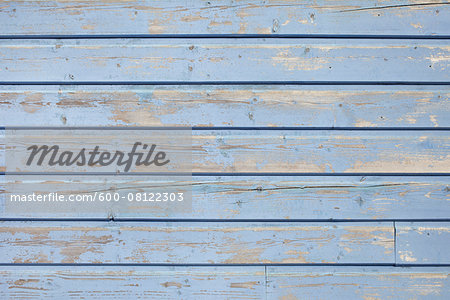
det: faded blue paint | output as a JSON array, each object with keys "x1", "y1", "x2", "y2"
[
  {"x1": 1, "y1": 266, "x2": 449, "y2": 299},
  {"x1": 0, "y1": 39, "x2": 449, "y2": 82},
  {"x1": 0, "y1": 0, "x2": 449, "y2": 36},
  {"x1": 267, "y1": 266, "x2": 450, "y2": 299},
  {"x1": 0, "y1": 85, "x2": 449, "y2": 127},
  {"x1": 1, "y1": 176, "x2": 449, "y2": 220},
  {"x1": 0, "y1": 221, "x2": 394, "y2": 264},
  {"x1": 396, "y1": 222, "x2": 450, "y2": 264},
  {"x1": 0, "y1": 0, "x2": 449, "y2": 297}
]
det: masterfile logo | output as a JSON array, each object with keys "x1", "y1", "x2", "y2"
[{"x1": 26, "y1": 142, "x2": 170, "y2": 172}]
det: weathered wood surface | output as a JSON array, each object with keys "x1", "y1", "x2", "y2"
[
  {"x1": 0, "y1": 266, "x2": 266, "y2": 299},
  {"x1": 2, "y1": 130, "x2": 449, "y2": 173},
  {"x1": 396, "y1": 222, "x2": 450, "y2": 264},
  {"x1": 1, "y1": 39, "x2": 449, "y2": 82},
  {"x1": 1, "y1": 266, "x2": 449, "y2": 299},
  {"x1": 0, "y1": 1, "x2": 449, "y2": 36},
  {"x1": 267, "y1": 266, "x2": 450, "y2": 299},
  {"x1": 1, "y1": 0, "x2": 449, "y2": 298},
  {"x1": 1, "y1": 176, "x2": 449, "y2": 219},
  {"x1": 0, "y1": 221, "x2": 394, "y2": 264},
  {"x1": 1, "y1": 85, "x2": 449, "y2": 127}
]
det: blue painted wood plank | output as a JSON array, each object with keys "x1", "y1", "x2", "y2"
[
  {"x1": 396, "y1": 222, "x2": 450, "y2": 264},
  {"x1": 0, "y1": 1, "x2": 448, "y2": 36},
  {"x1": 1, "y1": 176, "x2": 449, "y2": 220},
  {"x1": 267, "y1": 266, "x2": 450, "y2": 299},
  {"x1": 0, "y1": 39, "x2": 448, "y2": 82},
  {"x1": 1, "y1": 266, "x2": 448, "y2": 299},
  {"x1": 1, "y1": 130, "x2": 449, "y2": 173},
  {"x1": 0, "y1": 85, "x2": 449, "y2": 127},
  {"x1": 192, "y1": 130, "x2": 450, "y2": 173},
  {"x1": 0, "y1": 266, "x2": 266, "y2": 299},
  {"x1": 0, "y1": 221, "x2": 394, "y2": 264}
]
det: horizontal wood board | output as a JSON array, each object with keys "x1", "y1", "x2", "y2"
[
  {"x1": 396, "y1": 222, "x2": 450, "y2": 264},
  {"x1": 1, "y1": 176, "x2": 449, "y2": 219},
  {"x1": 0, "y1": 85, "x2": 448, "y2": 127},
  {"x1": 0, "y1": 0, "x2": 449, "y2": 36},
  {"x1": 0, "y1": 266, "x2": 266, "y2": 299},
  {"x1": 0, "y1": 39, "x2": 449, "y2": 82},
  {"x1": 1, "y1": 130, "x2": 449, "y2": 173},
  {"x1": 266, "y1": 266, "x2": 450, "y2": 299},
  {"x1": 0, "y1": 221, "x2": 394, "y2": 264},
  {"x1": 1, "y1": 266, "x2": 449, "y2": 299}
]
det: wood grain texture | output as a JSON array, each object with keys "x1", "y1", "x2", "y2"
[
  {"x1": 1, "y1": 266, "x2": 449, "y2": 299},
  {"x1": 0, "y1": 39, "x2": 449, "y2": 82},
  {"x1": 1, "y1": 0, "x2": 449, "y2": 298},
  {"x1": 2, "y1": 176, "x2": 449, "y2": 220},
  {"x1": 396, "y1": 222, "x2": 450, "y2": 264},
  {"x1": 267, "y1": 266, "x2": 450, "y2": 299},
  {"x1": 2, "y1": 130, "x2": 449, "y2": 173},
  {"x1": 0, "y1": 221, "x2": 394, "y2": 264},
  {"x1": 1, "y1": 85, "x2": 449, "y2": 127},
  {"x1": 0, "y1": 266, "x2": 266, "y2": 299},
  {"x1": 0, "y1": 0, "x2": 448, "y2": 36}
]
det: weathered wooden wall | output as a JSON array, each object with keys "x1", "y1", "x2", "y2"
[{"x1": 0, "y1": 1, "x2": 449, "y2": 299}]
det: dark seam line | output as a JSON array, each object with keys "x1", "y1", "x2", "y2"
[
  {"x1": 1, "y1": 83, "x2": 450, "y2": 87},
  {"x1": 0, "y1": 263, "x2": 449, "y2": 267},
  {"x1": 196, "y1": 127, "x2": 450, "y2": 131},
  {"x1": 394, "y1": 264, "x2": 450, "y2": 267},
  {"x1": 2, "y1": 126, "x2": 450, "y2": 131},
  {"x1": 0, "y1": 263, "x2": 398, "y2": 267},
  {"x1": 264, "y1": 265, "x2": 268, "y2": 300},
  {"x1": 0, "y1": 34, "x2": 449, "y2": 39},
  {"x1": 2, "y1": 172, "x2": 450, "y2": 176},
  {"x1": 0, "y1": 218, "x2": 449, "y2": 222},
  {"x1": 0, "y1": 82, "x2": 449, "y2": 86},
  {"x1": 2, "y1": 126, "x2": 192, "y2": 130},
  {"x1": 394, "y1": 221, "x2": 397, "y2": 265}
]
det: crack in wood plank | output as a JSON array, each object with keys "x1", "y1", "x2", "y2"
[{"x1": 339, "y1": 2, "x2": 450, "y2": 13}]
